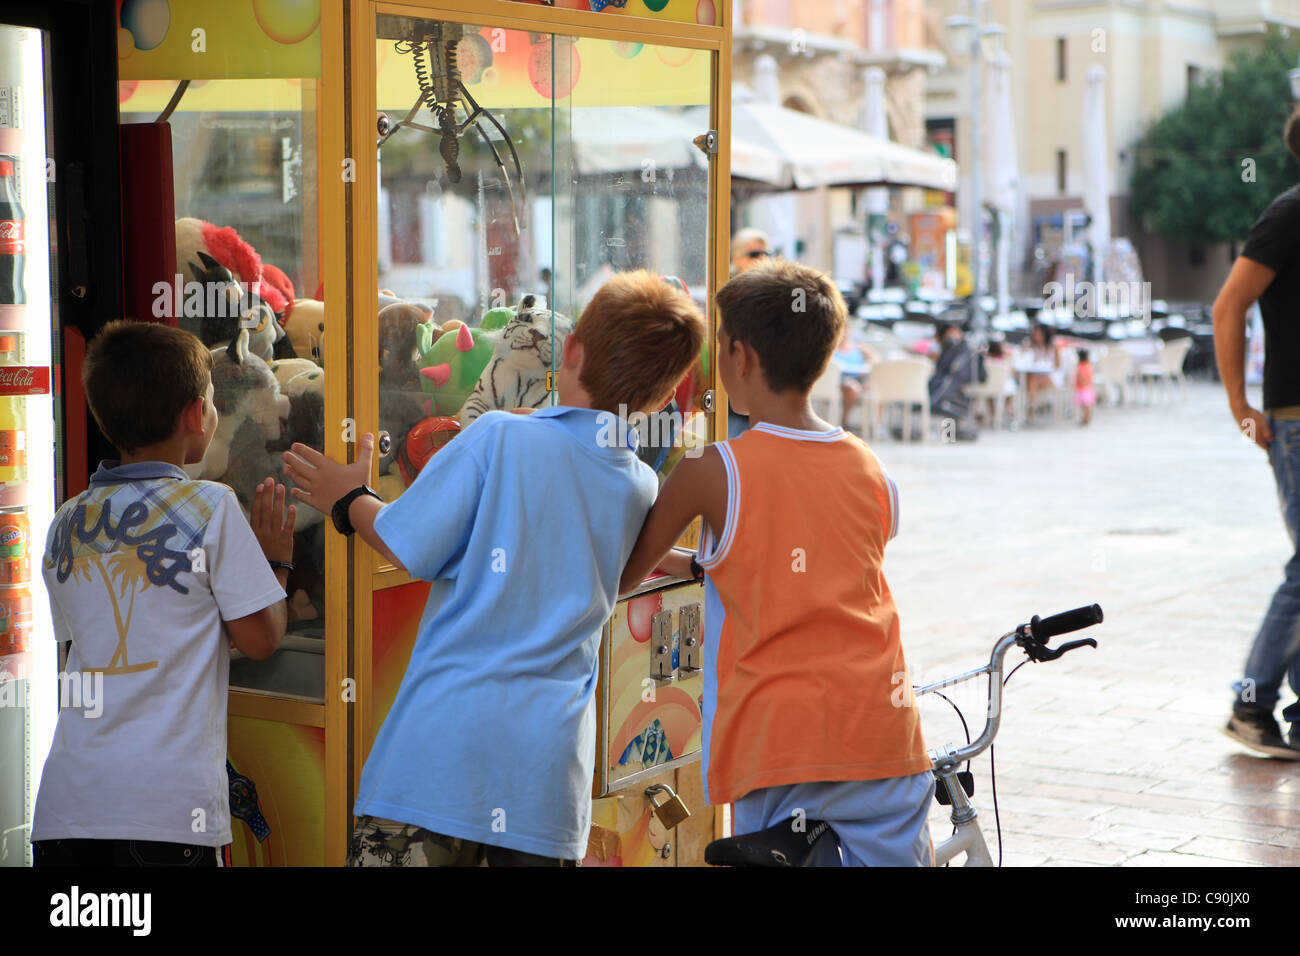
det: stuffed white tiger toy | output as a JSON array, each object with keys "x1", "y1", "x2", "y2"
[{"x1": 459, "y1": 295, "x2": 574, "y2": 427}]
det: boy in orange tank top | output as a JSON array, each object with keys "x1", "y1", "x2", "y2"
[{"x1": 620, "y1": 260, "x2": 934, "y2": 866}]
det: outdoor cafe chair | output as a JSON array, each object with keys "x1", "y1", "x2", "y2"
[
  {"x1": 1138, "y1": 337, "x2": 1192, "y2": 403},
  {"x1": 860, "y1": 358, "x2": 932, "y2": 443}
]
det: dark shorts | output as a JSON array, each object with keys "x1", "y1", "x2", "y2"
[
  {"x1": 347, "y1": 815, "x2": 579, "y2": 867},
  {"x1": 33, "y1": 838, "x2": 229, "y2": 867}
]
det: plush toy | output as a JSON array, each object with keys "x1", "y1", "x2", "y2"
[
  {"x1": 183, "y1": 251, "x2": 286, "y2": 361},
  {"x1": 459, "y1": 295, "x2": 573, "y2": 426},
  {"x1": 284, "y1": 298, "x2": 324, "y2": 363},
  {"x1": 379, "y1": 303, "x2": 429, "y2": 392},
  {"x1": 268, "y1": 357, "x2": 319, "y2": 390},
  {"x1": 185, "y1": 330, "x2": 289, "y2": 503},
  {"x1": 397, "y1": 416, "x2": 461, "y2": 485},
  {"x1": 175, "y1": 217, "x2": 294, "y2": 360},
  {"x1": 418, "y1": 322, "x2": 496, "y2": 416}
]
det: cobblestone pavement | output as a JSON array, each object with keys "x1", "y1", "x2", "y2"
[{"x1": 874, "y1": 379, "x2": 1299, "y2": 866}]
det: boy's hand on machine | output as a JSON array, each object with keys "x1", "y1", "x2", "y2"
[
  {"x1": 250, "y1": 477, "x2": 296, "y2": 564},
  {"x1": 282, "y1": 435, "x2": 375, "y2": 516}
]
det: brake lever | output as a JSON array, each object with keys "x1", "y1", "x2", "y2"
[{"x1": 1027, "y1": 637, "x2": 1098, "y2": 663}]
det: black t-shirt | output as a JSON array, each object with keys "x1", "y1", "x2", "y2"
[{"x1": 1242, "y1": 184, "x2": 1300, "y2": 408}]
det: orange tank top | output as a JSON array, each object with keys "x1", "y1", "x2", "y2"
[{"x1": 696, "y1": 422, "x2": 931, "y2": 805}]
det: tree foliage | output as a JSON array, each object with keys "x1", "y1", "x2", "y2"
[{"x1": 1129, "y1": 29, "x2": 1300, "y2": 245}]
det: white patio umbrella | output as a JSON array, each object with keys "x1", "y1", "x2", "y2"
[
  {"x1": 862, "y1": 67, "x2": 890, "y2": 292},
  {"x1": 984, "y1": 50, "x2": 1019, "y2": 319},
  {"x1": 1081, "y1": 65, "x2": 1111, "y2": 286},
  {"x1": 684, "y1": 57, "x2": 957, "y2": 192}
]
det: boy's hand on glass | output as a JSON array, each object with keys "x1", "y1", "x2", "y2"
[
  {"x1": 250, "y1": 477, "x2": 296, "y2": 564},
  {"x1": 282, "y1": 435, "x2": 375, "y2": 516}
]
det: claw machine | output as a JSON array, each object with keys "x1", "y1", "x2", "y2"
[
  {"x1": 359, "y1": 0, "x2": 733, "y2": 868},
  {"x1": 111, "y1": 0, "x2": 732, "y2": 866}
]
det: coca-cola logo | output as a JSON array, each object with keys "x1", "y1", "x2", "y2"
[
  {"x1": 0, "y1": 368, "x2": 35, "y2": 387},
  {"x1": 0, "y1": 366, "x2": 49, "y2": 395},
  {"x1": 0, "y1": 221, "x2": 22, "y2": 240}
]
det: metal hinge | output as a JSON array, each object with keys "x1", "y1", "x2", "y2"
[{"x1": 693, "y1": 130, "x2": 718, "y2": 156}]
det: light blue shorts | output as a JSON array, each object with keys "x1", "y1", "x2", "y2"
[{"x1": 732, "y1": 772, "x2": 935, "y2": 867}]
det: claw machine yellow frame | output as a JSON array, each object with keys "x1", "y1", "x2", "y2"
[{"x1": 116, "y1": 0, "x2": 731, "y2": 866}]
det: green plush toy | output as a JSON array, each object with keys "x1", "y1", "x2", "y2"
[{"x1": 418, "y1": 311, "x2": 511, "y2": 416}]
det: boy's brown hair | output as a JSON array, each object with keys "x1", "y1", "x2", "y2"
[
  {"x1": 1286, "y1": 107, "x2": 1300, "y2": 164},
  {"x1": 575, "y1": 270, "x2": 706, "y2": 414},
  {"x1": 82, "y1": 320, "x2": 214, "y2": 453},
  {"x1": 715, "y1": 259, "x2": 846, "y2": 393}
]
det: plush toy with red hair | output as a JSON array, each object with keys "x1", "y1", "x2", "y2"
[{"x1": 175, "y1": 217, "x2": 295, "y2": 360}]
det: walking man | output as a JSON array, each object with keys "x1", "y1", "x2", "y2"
[{"x1": 1217, "y1": 108, "x2": 1300, "y2": 758}]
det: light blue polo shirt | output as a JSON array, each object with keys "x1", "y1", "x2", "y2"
[{"x1": 356, "y1": 407, "x2": 658, "y2": 860}]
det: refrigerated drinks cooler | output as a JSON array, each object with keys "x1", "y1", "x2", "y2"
[{"x1": 0, "y1": 1, "x2": 123, "y2": 867}]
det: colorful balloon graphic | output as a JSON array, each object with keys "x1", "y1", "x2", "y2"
[
  {"x1": 655, "y1": 46, "x2": 695, "y2": 67},
  {"x1": 528, "y1": 39, "x2": 581, "y2": 100},
  {"x1": 697, "y1": 0, "x2": 716, "y2": 25},
  {"x1": 252, "y1": 0, "x2": 321, "y2": 45},
  {"x1": 119, "y1": 0, "x2": 170, "y2": 51},
  {"x1": 611, "y1": 40, "x2": 643, "y2": 59},
  {"x1": 642, "y1": 0, "x2": 671, "y2": 11}
]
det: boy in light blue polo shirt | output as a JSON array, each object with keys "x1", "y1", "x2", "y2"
[{"x1": 283, "y1": 273, "x2": 705, "y2": 865}]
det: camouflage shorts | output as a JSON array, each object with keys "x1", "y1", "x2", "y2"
[{"x1": 346, "y1": 816, "x2": 580, "y2": 867}]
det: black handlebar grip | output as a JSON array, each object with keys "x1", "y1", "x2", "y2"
[{"x1": 1032, "y1": 604, "x2": 1103, "y2": 642}]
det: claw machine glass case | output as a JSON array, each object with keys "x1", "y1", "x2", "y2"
[
  {"x1": 363, "y1": 2, "x2": 727, "y2": 866},
  {"x1": 116, "y1": 0, "x2": 333, "y2": 864}
]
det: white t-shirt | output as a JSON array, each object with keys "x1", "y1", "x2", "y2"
[{"x1": 33, "y1": 461, "x2": 285, "y2": 847}]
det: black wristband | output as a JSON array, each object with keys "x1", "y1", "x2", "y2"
[
  {"x1": 269, "y1": 561, "x2": 294, "y2": 573},
  {"x1": 689, "y1": 557, "x2": 705, "y2": 583}
]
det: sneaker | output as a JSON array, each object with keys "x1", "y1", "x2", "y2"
[{"x1": 1223, "y1": 707, "x2": 1300, "y2": 759}]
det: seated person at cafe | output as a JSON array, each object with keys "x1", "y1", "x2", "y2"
[{"x1": 927, "y1": 322, "x2": 982, "y2": 441}]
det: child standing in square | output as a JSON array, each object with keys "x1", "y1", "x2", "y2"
[
  {"x1": 620, "y1": 260, "x2": 934, "y2": 866},
  {"x1": 282, "y1": 272, "x2": 705, "y2": 866},
  {"x1": 33, "y1": 322, "x2": 294, "y2": 866},
  {"x1": 1074, "y1": 348, "x2": 1096, "y2": 425}
]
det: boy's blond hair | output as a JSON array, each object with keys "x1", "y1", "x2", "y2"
[{"x1": 575, "y1": 270, "x2": 706, "y2": 414}]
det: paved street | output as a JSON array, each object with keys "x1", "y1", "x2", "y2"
[{"x1": 874, "y1": 378, "x2": 1300, "y2": 866}]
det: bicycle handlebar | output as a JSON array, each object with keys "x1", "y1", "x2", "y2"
[
  {"x1": 917, "y1": 603, "x2": 1103, "y2": 769},
  {"x1": 1031, "y1": 604, "x2": 1103, "y2": 642}
]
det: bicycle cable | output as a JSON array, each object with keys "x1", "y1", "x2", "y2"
[
  {"x1": 931, "y1": 689, "x2": 972, "y2": 866},
  {"x1": 990, "y1": 659, "x2": 1030, "y2": 868}
]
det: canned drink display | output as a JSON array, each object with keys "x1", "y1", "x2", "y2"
[
  {"x1": 0, "y1": 583, "x2": 30, "y2": 655},
  {"x1": 0, "y1": 507, "x2": 28, "y2": 585}
]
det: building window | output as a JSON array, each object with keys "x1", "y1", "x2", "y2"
[
  {"x1": 1056, "y1": 37, "x2": 1067, "y2": 82},
  {"x1": 1056, "y1": 149, "x2": 1067, "y2": 194},
  {"x1": 1187, "y1": 64, "x2": 1202, "y2": 94}
]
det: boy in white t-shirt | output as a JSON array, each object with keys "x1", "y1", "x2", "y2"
[{"x1": 32, "y1": 321, "x2": 295, "y2": 867}]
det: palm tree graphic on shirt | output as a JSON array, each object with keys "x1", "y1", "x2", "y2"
[{"x1": 75, "y1": 550, "x2": 158, "y2": 675}]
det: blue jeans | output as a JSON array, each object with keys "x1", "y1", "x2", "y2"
[{"x1": 1235, "y1": 417, "x2": 1300, "y2": 724}]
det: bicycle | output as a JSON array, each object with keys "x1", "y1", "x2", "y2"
[{"x1": 704, "y1": 603, "x2": 1104, "y2": 867}]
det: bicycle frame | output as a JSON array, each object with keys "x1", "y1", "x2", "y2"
[{"x1": 915, "y1": 628, "x2": 1022, "y2": 867}]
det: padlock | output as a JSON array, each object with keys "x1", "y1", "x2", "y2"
[{"x1": 645, "y1": 783, "x2": 691, "y2": 829}]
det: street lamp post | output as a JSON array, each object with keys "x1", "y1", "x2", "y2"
[{"x1": 946, "y1": 0, "x2": 1004, "y2": 333}]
